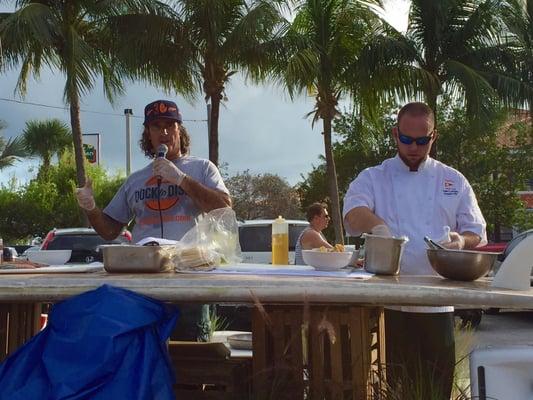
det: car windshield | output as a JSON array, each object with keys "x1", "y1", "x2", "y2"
[
  {"x1": 239, "y1": 225, "x2": 307, "y2": 252},
  {"x1": 47, "y1": 234, "x2": 127, "y2": 251}
]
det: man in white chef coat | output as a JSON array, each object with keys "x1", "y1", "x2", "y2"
[{"x1": 343, "y1": 102, "x2": 486, "y2": 399}]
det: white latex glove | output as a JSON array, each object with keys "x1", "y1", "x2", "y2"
[
  {"x1": 75, "y1": 178, "x2": 96, "y2": 211},
  {"x1": 153, "y1": 158, "x2": 186, "y2": 186},
  {"x1": 371, "y1": 224, "x2": 392, "y2": 237},
  {"x1": 436, "y1": 226, "x2": 451, "y2": 244},
  {"x1": 441, "y1": 232, "x2": 465, "y2": 250}
]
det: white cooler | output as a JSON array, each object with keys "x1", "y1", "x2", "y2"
[{"x1": 470, "y1": 345, "x2": 533, "y2": 399}]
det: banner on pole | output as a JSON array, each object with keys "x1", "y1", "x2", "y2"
[{"x1": 82, "y1": 133, "x2": 100, "y2": 165}]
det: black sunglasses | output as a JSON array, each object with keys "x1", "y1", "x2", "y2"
[{"x1": 398, "y1": 128, "x2": 434, "y2": 146}]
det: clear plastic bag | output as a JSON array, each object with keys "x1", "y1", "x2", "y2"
[{"x1": 173, "y1": 207, "x2": 242, "y2": 271}]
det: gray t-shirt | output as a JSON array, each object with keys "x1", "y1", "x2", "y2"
[{"x1": 104, "y1": 155, "x2": 229, "y2": 243}]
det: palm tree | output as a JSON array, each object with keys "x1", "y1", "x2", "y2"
[
  {"x1": 0, "y1": 0, "x2": 171, "y2": 186},
  {"x1": 181, "y1": 0, "x2": 289, "y2": 166},
  {"x1": 22, "y1": 119, "x2": 72, "y2": 174},
  {"x1": 114, "y1": 0, "x2": 288, "y2": 167},
  {"x1": 502, "y1": 0, "x2": 533, "y2": 128},
  {"x1": 269, "y1": 0, "x2": 379, "y2": 244},
  {"x1": 0, "y1": 120, "x2": 28, "y2": 171},
  {"x1": 359, "y1": 0, "x2": 524, "y2": 154}
]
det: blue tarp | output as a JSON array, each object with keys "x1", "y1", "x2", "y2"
[{"x1": 0, "y1": 285, "x2": 179, "y2": 400}]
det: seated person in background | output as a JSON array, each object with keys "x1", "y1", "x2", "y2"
[{"x1": 294, "y1": 202, "x2": 333, "y2": 265}]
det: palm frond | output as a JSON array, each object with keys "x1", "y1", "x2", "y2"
[{"x1": 0, "y1": 135, "x2": 29, "y2": 170}]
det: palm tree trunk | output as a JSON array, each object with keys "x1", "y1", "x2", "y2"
[
  {"x1": 208, "y1": 94, "x2": 221, "y2": 166},
  {"x1": 427, "y1": 92, "x2": 438, "y2": 158},
  {"x1": 323, "y1": 117, "x2": 344, "y2": 245},
  {"x1": 69, "y1": 90, "x2": 89, "y2": 227},
  {"x1": 529, "y1": 97, "x2": 533, "y2": 130},
  {"x1": 69, "y1": 93, "x2": 86, "y2": 186}
]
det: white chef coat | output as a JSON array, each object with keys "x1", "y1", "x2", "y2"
[{"x1": 343, "y1": 155, "x2": 487, "y2": 313}]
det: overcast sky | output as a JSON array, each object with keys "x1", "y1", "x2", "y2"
[{"x1": 0, "y1": 0, "x2": 409, "y2": 187}]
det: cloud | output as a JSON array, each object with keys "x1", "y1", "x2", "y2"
[{"x1": 0, "y1": 68, "x2": 325, "y2": 186}]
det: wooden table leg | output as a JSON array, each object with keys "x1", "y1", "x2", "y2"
[{"x1": 0, "y1": 303, "x2": 42, "y2": 362}]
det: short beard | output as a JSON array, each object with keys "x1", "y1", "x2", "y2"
[{"x1": 398, "y1": 153, "x2": 427, "y2": 171}]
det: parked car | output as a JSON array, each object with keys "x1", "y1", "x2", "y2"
[
  {"x1": 238, "y1": 219, "x2": 309, "y2": 264},
  {"x1": 40, "y1": 228, "x2": 132, "y2": 263},
  {"x1": 476, "y1": 242, "x2": 507, "y2": 254},
  {"x1": 2, "y1": 246, "x2": 18, "y2": 262}
]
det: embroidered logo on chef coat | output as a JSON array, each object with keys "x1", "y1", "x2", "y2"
[{"x1": 443, "y1": 179, "x2": 459, "y2": 196}]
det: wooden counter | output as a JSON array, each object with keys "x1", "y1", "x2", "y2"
[
  {"x1": 1, "y1": 269, "x2": 531, "y2": 399},
  {"x1": 0, "y1": 271, "x2": 531, "y2": 309}
]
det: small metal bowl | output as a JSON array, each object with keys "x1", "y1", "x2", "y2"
[
  {"x1": 427, "y1": 248, "x2": 500, "y2": 281},
  {"x1": 227, "y1": 333, "x2": 252, "y2": 350}
]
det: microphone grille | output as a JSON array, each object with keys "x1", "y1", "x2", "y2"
[{"x1": 157, "y1": 144, "x2": 168, "y2": 157}]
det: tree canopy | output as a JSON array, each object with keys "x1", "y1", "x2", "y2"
[{"x1": 225, "y1": 170, "x2": 303, "y2": 220}]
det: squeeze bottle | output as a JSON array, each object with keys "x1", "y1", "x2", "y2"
[{"x1": 272, "y1": 216, "x2": 289, "y2": 265}]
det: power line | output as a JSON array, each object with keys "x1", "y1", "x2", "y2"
[{"x1": 0, "y1": 97, "x2": 207, "y2": 122}]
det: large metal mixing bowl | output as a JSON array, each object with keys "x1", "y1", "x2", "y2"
[{"x1": 427, "y1": 248, "x2": 500, "y2": 281}]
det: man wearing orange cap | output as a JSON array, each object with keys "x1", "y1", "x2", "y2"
[{"x1": 76, "y1": 99, "x2": 231, "y2": 340}]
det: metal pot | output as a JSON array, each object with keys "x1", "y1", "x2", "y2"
[
  {"x1": 427, "y1": 248, "x2": 499, "y2": 281},
  {"x1": 363, "y1": 234, "x2": 409, "y2": 275}
]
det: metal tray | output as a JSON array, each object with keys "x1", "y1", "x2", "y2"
[{"x1": 101, "y1": 245, "x2": 175, "y2": 273}]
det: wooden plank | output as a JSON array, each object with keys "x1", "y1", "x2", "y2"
[
  {"x1": 7, "y1": 304, "x2": 20, "y2": 354},
  {"x1": 361, "y1": 308, "x2": 372, "y2": 400},
  {"x1": 33, "y1": 303, "x2": 42, "y2": 335},
  {"x1": 328, "y1": 309, "x2": 343, "y2": 399},
  {"x1": 252, "y1": 307, "x2": 268, "y2": 395},
  {"x1": 309, "y1": 308, "x2": 325, "y2": 399},
  {"x1": 350, "y1": 307, "x2": 366, "y2": 400},
  {"x1": 272, "y1": 309, "x2": 284, "y2": 369},
  {"x1": 0, "y1": 305, "x2": 8, "y2": 361},
  {"x1": 290, "y1": 308, "x2": 304, "y2": 398}
]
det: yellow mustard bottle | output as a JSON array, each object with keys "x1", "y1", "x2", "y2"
[{"x1": 271, "y1": 216, "x2": 289, "y2": 265}]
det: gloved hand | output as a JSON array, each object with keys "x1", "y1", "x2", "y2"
[
  {"x1": 371, "y1": 224, "x2": 392, "y2": 237},
  {"x1": 441, "y1": 232, "x2": 465, "y2": 250},
  {"x1": 153, "y1": 158, "x2": 186, "y2": 186},
  {"x1": 75, "y1": 178, "x2": 96, "y2": 211}
]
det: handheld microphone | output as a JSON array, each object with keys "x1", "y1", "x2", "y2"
[
  {"x1": 155, "y1": 144, "x2": 168, "y2": 238},
  {"x1": 157, "y1": 144, "x2": 168, "y2": 158}
]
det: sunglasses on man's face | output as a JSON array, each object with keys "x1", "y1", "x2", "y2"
[{"x1": 397, "y1": 128, "x2": 434, "y2": 146}]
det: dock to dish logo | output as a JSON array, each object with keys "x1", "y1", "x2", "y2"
[{"x1": 135, "y1": 177, "x2": 184, "y2": 211}]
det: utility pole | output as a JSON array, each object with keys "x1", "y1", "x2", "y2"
[{"x1": 124, "y1": 108, "x2": 133, "y2": 176}]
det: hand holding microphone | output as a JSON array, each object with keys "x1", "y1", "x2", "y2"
[{"x1": 153, "y1": 144, "x2": 186, "y2": 186}]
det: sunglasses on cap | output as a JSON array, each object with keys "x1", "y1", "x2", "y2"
[{"x1": 397, "y1": 128, "x2": 434, "y2": 146}]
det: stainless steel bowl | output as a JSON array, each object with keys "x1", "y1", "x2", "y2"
[
  {"x1": 427, "y1": 248, "x2": 499, "y2": 281},
  {"x1": 363, "y1": 234, "x2": 408, "y2": 275}
]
